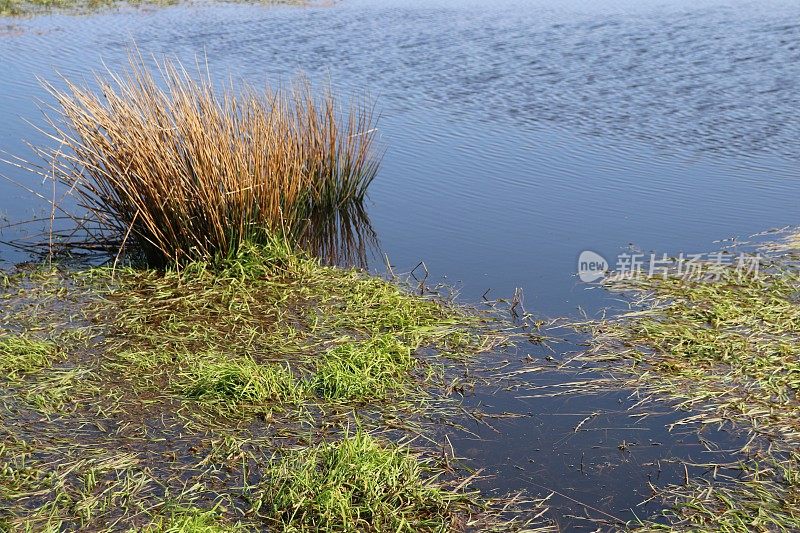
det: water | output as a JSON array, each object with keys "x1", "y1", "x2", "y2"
[{"x1": 1, "y1": 0, "x2": 799, "y2": 528}]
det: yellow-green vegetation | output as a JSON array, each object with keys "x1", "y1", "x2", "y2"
[
  {"x1": 586, "y1": 263, "x2": 800, "y2": 446},
  {"x1": 0, "y1": 240, "x2": 548, "y2": 531},
  {"x1": 257, "y1": 431, "x2": 471, "y2": 531},
  {"x1": 312, "y1": 334, "x2": 416, "y2": 401},
  {"x1": 637, "y1": 453, "x2": 800, "y2": 532},
  {"x1": 0, "y1": 334, "x2": 58, "y2": 378},
  {"x1": 143, "y1": 505, "x2": 245, "y2": 532},
  {"x1": 180, "y1": 356, "x2": 304, "y2": 405},
  {"x1": 0, "y1": 0, "x2": 171, "y2": 16},
  {"x1": 575, "y1": 257, "x2": 800, "y2": 531}
]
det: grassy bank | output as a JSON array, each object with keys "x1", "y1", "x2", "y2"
[
  {"x1": 0, "y1": 240, "x2": 550, "y2": 531},
  {"x1": 0, "y1": 0, "x2": 169, "y2": 16},
  {"x1": 572, "y1": 253, "x2": 800, "y2": 531},
  {"x1": 0, "y1": 0, "x2": 303, "y2": 17}
]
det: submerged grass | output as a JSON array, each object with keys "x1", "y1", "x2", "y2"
[
  {"x1": 638, "y1": 454, "x2": 800, "y2": 532},
  {"x1": 0, "y1": 240, "x2": 548, "y2": 530},
  {"x1": 584, "y1": 263, "x2": 800, "y2": 447},
  {"x1": 0, "y1": 334, "x2": 57, "y2": 378},
  {"x1": 568, "y1": 253, "x2": 800, "y2": 531}
]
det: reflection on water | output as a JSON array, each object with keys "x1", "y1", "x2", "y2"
[
  {"x1": 299, "y1": 203, "x2": 378, "y2": 268},
  {"x1": 2, "y1": 0, "x2": 800, "y2": 527}
]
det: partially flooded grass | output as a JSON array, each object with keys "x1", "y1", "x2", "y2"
[
  {"x1": 637, "y1": 453, "x2": 800, "y2": 532},
  {"x1": 583, "y1": 262, "x2": 800, "y2": 447},
  {"x1": 566, "y1": 254, "x2": 800, "y2": 531},
  {"x1": 312, "y1": 334, "x2": 416, "y2": 402},
  {"x1": 0, "y1": 334, "x2": 58, "y2": 378},
  {"x1": 142, "y1": 505, "x2": 245, "y2": 532},
  {"x1": 0, "y1": 240, "x2": 551, "y2": 531},
  {"x1": 256, "y1": 431, "x2": 470, "y2": 531},
  {"x1": 180, "y1": 356, "x2": 304, "y2": 406}
]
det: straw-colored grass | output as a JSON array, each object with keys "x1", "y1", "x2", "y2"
[{"x1": 33, "y1": 54, "x2": 380, "y2": 266}]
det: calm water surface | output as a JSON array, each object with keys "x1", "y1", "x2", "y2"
[{"x1": 1, "y1": 0, "x2": 799, "y2": 528}]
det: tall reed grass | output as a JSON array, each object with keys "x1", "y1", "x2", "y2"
[{"x1": 34, "y1": 55, "x2": 381, "y2": 266}]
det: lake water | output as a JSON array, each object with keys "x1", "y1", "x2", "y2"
[{"x1": 2, "y1": 0, "x2": 799, "y2": 528}]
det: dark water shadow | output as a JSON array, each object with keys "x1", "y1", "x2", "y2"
[{"x1": 297, "y1": 202, "x2": 379, "y2": 269}]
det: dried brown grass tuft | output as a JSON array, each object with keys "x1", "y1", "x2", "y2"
[{"x1": 33, "y1": 53, "x2": 380, "y2": 266}]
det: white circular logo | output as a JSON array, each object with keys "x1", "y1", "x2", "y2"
[{"x1": 578, "y1": 250, "x2": 608, "y2": 283}]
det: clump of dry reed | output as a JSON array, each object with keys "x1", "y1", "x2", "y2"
[{"x1": 33, "y1": 55, "x2": 380, "y2": 266}]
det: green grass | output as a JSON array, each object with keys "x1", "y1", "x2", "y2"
[
  {"x1": 143, "y1": 505, "x2": 243, "y2": 532},
  {"x1": 257, "y1": 431, "x2": 470, "y2": 532},
  {"x1": 585, "y1": 264, "x2": 800, "y2": 445},
  {"x1": 312, "y1": 334, "x2": 416, "y2": 401},
  {"x1": 0, "y1": 242, "x2": 544, "y2": 531},
  {"x1": 179, "y1": 355, "x2": 305, "y2": 406},
  {"x1": 0, "y1": 334, "x2": 58, "y2": 379},
  {"x1": 637, "y1": 454, "x2": 800, "y2": 532},
  {"x1": 88, "y1": 241, "x2": 493, "y2": 410}
]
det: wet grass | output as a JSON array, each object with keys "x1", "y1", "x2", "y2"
[
  {"x1": 143, "y1": 505, "x2": 245, "y2": 532},
  {"x1": 585, "y1": 262, "x2": 800, "y2": 447},
  {"x1": 312, "y1": 334, "x2": 416, "y2": 402},
  {"x1": 180, "y1": 356, "x2": 304, "y2": 406},
  {"x1": 0, "y1": 334, "x2": 58, "y2": 378},
  {"x1": 0, "y1": 240, "x2": 551, "y2": 531},
  {"x1": 638, "y1": 453, "x2": 800, "y2": 532},
  {"x1": 256, "y1": 431, "x2": 471, "y2": 531},
  {"x1": 569, "y1": 254, "x2": 800, "y2": 531}
]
